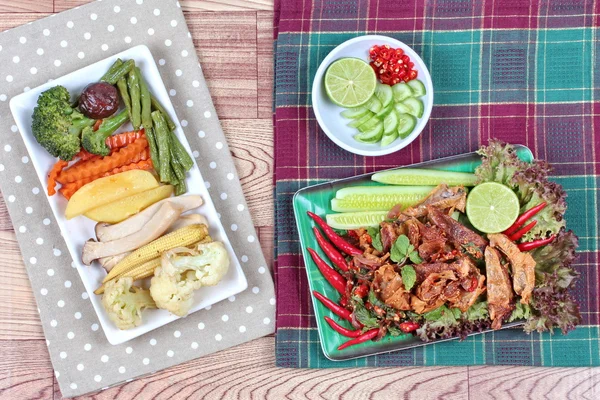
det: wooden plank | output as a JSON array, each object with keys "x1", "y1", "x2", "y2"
[
  {"x1": 54, "y1": 0, "x2": 273, "y2": 12},
  {"x1": 258, "y1": 226, "x2": 273, "y2": 270},
  {"x1": 39, "y1": 336, "x2": 468, "y2": 399},
  {"x1": 469, "y1": 366, "x2": 600, "y2": 399},
  {"x1": 0, "y1": 340, "x2": 54, "y2": 399},
  {"x1": 0, "y1": 13, "x2": 48, "y2": 30},
  {"x1": 0, "y1": 231, "x2": 44, "y2": 340},
  {"x1": 221, "y1": 119, "x2": 273, "y2": 227},
  {"x1": 257, "y1": 11, "x2": 273, "y2": 118},
  {"x1": 188, "y1": 12, "x2": 258, "y2": 119},
  {"x1": 0, "y1": 1, "x2": 52, "y2": 13}
]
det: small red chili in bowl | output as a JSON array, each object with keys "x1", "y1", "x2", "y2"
[{"x1": 369, "y1": 44, "x2": 418, "y2": 85}]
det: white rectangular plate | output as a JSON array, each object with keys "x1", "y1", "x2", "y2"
[{"x1": 9, "y1": 45, "x2": 248, "y2": 345}]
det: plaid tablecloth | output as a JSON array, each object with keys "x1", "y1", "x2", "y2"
[{"x1": 273, "y1": 0, "x2": 600, "y2": 367}]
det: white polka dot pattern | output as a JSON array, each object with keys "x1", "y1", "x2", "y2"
[{"x1": 0, "y1": 0, "x2": 274, "y2": 396}]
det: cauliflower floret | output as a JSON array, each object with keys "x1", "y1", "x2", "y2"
[
  {"x1": 101, "y1": 277, "x2": 156, "y2": 330},
  {"x1": 150, "y1": 241, "x2": 230, "y2": 317}
]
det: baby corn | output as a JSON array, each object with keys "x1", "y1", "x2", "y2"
[
  {"x1": 103, "y1": 224, "x2": 208, "y2": 283},
  {"x1": 95, "y1": 257, "x2": 161, "y2": 295}
]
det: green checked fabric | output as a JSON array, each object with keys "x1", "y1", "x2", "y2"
[{"x1": 273, "y1": 0, "x2": 600, "y2": 367}]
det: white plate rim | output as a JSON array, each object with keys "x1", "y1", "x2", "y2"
[
  {"x1": 9, "y1": 44, "x2": 248, "y2": 345},
  {"x1": 311, "y1": 34, "x2": 434, "y2": 157}
]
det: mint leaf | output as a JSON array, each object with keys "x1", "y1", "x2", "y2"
[
  {"x1": 372, "y1": 231, "x2": 383, "y2": 252},
  {"x1": 401, "y1": 265, "x2": 417, "y2": 291},
  {"x1": 366, "y1": 227, "x2": 383, "y2": 252},
  {"x1": 390, "y1": 235, "x2": 411, "y2": 263},
  {"x1": 408, "y1": 249, "x2": 422, "y2": 264},
  {"x1": 352, "y1": 296, "x2": 379, "y2": 329}
]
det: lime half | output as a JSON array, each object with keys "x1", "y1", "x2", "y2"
[
  {"x1": 466, "y1": 182, "x2": 520, "y2": 233},
  {"x1": 325, "y1": 58, "x2": 377, "y2": 108}
]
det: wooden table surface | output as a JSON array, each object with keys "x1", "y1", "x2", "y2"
[{"x1": 0, "y1": 1, "x2": 598, "y2": 399}]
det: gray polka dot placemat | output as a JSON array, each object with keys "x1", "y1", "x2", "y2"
[{"x1": 0, "y1": 0, "x2": 274, "y2": 397}]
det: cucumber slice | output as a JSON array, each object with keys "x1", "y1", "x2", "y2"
[
  {"x1": 375, "y1": 102, "x2": 394, "y2": 119},
  {"x1": 340, "y1": 106, "x2": 370, "y2": 119},
  {"x1": 326, "y1": 211, "x2": 389, "y2": 229},
  {"x1": 363, "y1": 96, "x2": 383, "y2": 113},
  {"x1": 402, "y1": 97, "x2": 424, "y2": 118},
  {"x1": 374, "y1": 83, "x2": 393, "y2": 107},
  {"x1": 392, "y1": 83, "x2": 413, "y2": 102},
  {"x1": 331, "y1": 185, "x2": 436, "y2": 212},
  {"x1": 396, "y1": 113, "x2": 417, "y2": 138},
  {"x1": 394, "y1": 102, "x2": 411, "y2": 114},
  {"x1": 348, "y1": 111, "x2": 375, "y2": 128},
  {"x1": 357, "y1": 115, "x2": 381, "y2": 133},
  {"x1": 372, "y1": 168, "x2": 478, "y2": 186},
  {"x1": 383, "y1": 110, "x2": 399, "y2": 135},
  {"x1": 407, "y1": 80, "x2": 426, "y2": 97},
  {"x1": 380, "y1": 132, "x2": 398, "y2": 147},
  {"x1": 355, "y1": 121, "x2": 383, "y2": 142}
]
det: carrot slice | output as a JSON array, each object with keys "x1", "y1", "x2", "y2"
[
  {"x1": 47, "y1": 160, "x2": 69, "y2": 196},
  {"x1": 106, "y1": 129, "x2": 144, "y2": 150},
  {"x1": 58, "y1": 150, "x2": 152, "y2": 200},
  {"x1": 57, "y1": 136, "x2": 148, "y2": 184},
  {"x1": 93, "y1": 119, "x2": 103, "y2": 131}
]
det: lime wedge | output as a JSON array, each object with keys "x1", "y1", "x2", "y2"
[
  {"x1": 324, "y1": 58, "x2": 377, "y2": 108},
  {"x1": 466, "y1": 182, "x2": 520, "y2": 233}
]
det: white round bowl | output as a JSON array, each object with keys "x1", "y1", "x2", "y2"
[{"x1": 312, "y1": 35, "x2": 433, "y2": 157}]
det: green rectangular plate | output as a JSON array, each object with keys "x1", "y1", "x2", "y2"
[{"x1": 292, "y1": 146, "x2": 534, "y2": 361}]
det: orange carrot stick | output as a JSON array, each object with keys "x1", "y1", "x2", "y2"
[
  {"x1": 57, "y1": 136, "x2": 148, "y2": 184},
  {"x1": 58, "y1": 151, "x2": 152, "y2": 200},
  {"x1": 93, "y1": 119, "x2": 103, "y2": 131},
  {"x1": 106, "y1": 129, "x2": 144, "y2": 150},
  {"x1": 47, "y1": 160, "x2": 69, "y2": 196}
]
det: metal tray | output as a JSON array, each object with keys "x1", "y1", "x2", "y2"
[{"x1": 292, "y1": 146, "x2": 534, "y2": 361}]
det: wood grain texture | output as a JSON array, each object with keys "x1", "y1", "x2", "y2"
[
  {"x1": 257, "y1": 11, "x2": 274, "y2": 118},
  {"x1": 54, "y1": 0, "x2": 273, "y2": 12},
  {"x1": 58, "y1": 336, "x2": 469, "y2": 400},
  {"x1": 0, "y1": 1, "x2": 52, "y2": 13},
  {"x1": 0, "y1": 4, "x2": 596, "y2": 400},
  {"x1": 469, "y1": 365, "x2": 600, "y2": 399},
  {"x1": 188, "y1": 12, "x2": 258, "y2": 119},
  {"x1": 222, "y1": 119, "x2": 273, "y2": 227},
  {"x1": 0, "y1": 13, "x2": 47, "y2": 30},
  {"x1": 0, "y1": 340, "x2": 54, "y2": 400}
]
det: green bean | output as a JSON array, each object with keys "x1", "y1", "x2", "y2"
[
  {"x1": 102, "y1": 59, "x2": 135, "y2": 85},
  {"x1": 116, "y1": 77, "x2": 132, "y2": 120},
  {"x1": 128, "y1": 69, "x2": 142, "y2": 130},
  {"x1": 150, "y1": 95, "x2": 177, "y2": 131},
  {"x1": 151, "y1": 111, "x2": 172, "y2": 183},
  {"x1": 144, "y1": 127, "x2": 161, "y2": 176},
  {"x1": 100, "y1": 59, "x2": 123, "y2": 82},
  {"x1": 169, "y1": 131, "x2": 194, "y2": 171},
  {"x1": 174, "y1": 180, "x2": 187, "y2": 196},
  {"x1": 135, "y1": 67, "x2": 153, "y2": 130}
]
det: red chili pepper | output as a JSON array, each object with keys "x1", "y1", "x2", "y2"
[
  {"x1": 508, "y1": 220, "x2": 538, "y2": 241},
  {"x1": 354, "y1": 284, "x2": 369, "y2": 298},
  {"x1": 313, "y1": 227, "x2": 349, "y2": 272},
  {"x1": 518, "y1": 234, "x2": 556, "y2": 252},
  {"x1": 467, "y1": 276, "x2": 478, "y2": 292},
  {"x1": 399, "y1": 322, "x2": 420, "y2": 333},
  {"x1": 339, "y1": 294, "x2": 349, "y2": 308},
  {"x1": 307, "y1": 211, "x2": 362, "y2": 256},
  {"x1": 337, "y1": 328, "x2": 379, "y2": 350},
  {"x1": 312, "y1": 290, "x2": 352, "y2": 321},
  {"x1": 503, "y1": 202, "x2": 547, "y2": 236},
  {"x1": 308, "y1": 248, "x2": 347, "y2": 294},
  {"x1": 368, "y1": 44, "x2": 417, "y2": 85},
  {"x1": 324, "y1": 316, "x2": 362, "y2": 338}
]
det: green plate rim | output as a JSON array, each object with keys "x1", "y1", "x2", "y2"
[{"x1": 291, "y1": 146, "x2": 534, "y2": 361}]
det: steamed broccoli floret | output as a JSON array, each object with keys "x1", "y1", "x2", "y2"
[
  {"x1": 150, "y1": 242, "x2": 230, "y2": 317},
  {"x1": 81, "y1": 109, "x2": 129, "y2": 156},
  {"x1": 31, "y1": 85, "x2": 96, "y2": 160},
  {"x1": 101, "y1": 277, "x2": 156, "y2": 330}
]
